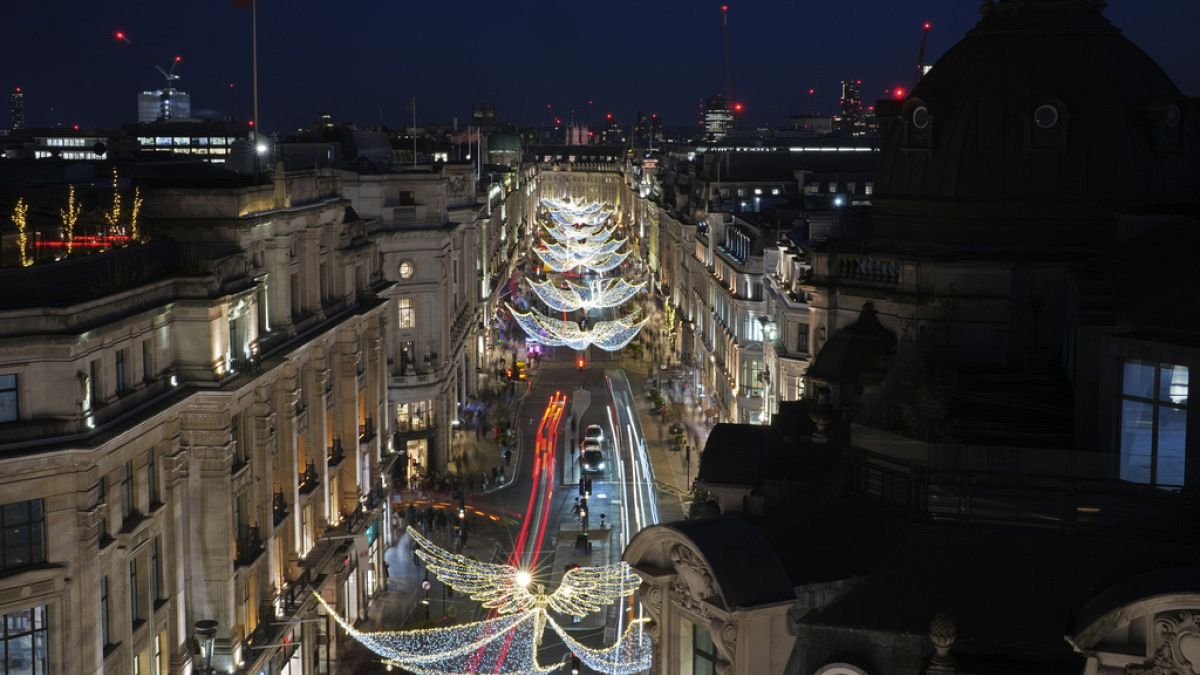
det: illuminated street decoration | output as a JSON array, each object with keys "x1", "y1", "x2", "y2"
[
  {"x1": 542, "y1": 220, "x2": 614, "y2": 243},
  {"x1": 316, "y1": 528, "x2": 651, "y2": 675},
  {"x1": 534, "y1": 240, "x2": 628, "y2": 273},
  {"x1": 529, "y1": 278, "x2": 646, "y2": 312},
  {"x1": 510, "y1": 305, "x2": 648, "y2": 351}
]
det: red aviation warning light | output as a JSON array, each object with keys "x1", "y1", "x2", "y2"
[
  {"x1": 721, "y1": 4, "x2": 728, "y2": 12},
  {"x1": 114, "y1": 30, "x2": 126, "y2": 41},
  {"x1": 924, "y1": 21, "x2": 932, "y2": 31},
  {"x1": 733, "y1": 102, "x2": 744, "y2": 113}
]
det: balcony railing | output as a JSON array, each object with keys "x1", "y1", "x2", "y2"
[
  {"x1": 359, "y1": 418, "x2": 375, "y2": 442},
  {"x1": 273, "y1": 491, "x2": 288, "y2": 526},
  {"x1": 235, "y1": 525, "x2": 264, "y2": 567},
  {"x1": 327, "y1": 440, "x2": 345, "y2": 467},
  {"x1": 298, "y1": 463, "x2": 319, "y2": 494}
]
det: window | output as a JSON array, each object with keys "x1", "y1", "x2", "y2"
[
  {"x1": 147, "y1": 450, "x2": 159, "y2": 507},
  {"x1": 1119, "y1": 360, "x2": 1189, "y2": 487},
  {"x1": 2, "y1": 605, "x2": 48, "y2": 674},
  {"x1": 864, "y1": 182, "x2": 874, "y2": 196},
  {"x1": 130, "y1": 558, "x2": 140, "y2": 625},
  {"x1": 398, "y1": 260, "x2": 415, "y2": 279},
  {"x1": 155, "y1": 632, "x2": 165, "y2": 675},
  {"x1": 397, "y1": 298, "x2": 415, "y2": 329},
  {"x1": 0, "y1": 374, "x2": 16, "y2": 423},
  {"x1": 115, "y1": 349, "x2": 127, "y2": 393},
  {"x1": 150, "y1": 537, "x2": 162, "y2": 603},
  {"x1": 1, "y1": 499, "x2": 45, "y2": 571},
  {"x1": 89, "y1": 359, "x2": 101, "y2": 405},
  {"x1": 100, "y1": 575, "x2": 111, "y2": 647},
  {"x1": 797, "y1": 323, "x2": 810, "y2": 354},
  {"x1": 396, "y1": 400, "x2": 434, "y2": 432},
  {"x1": 693, "y1": 624, "x2": 719, "y2": 675},
  {"x1": 121, "y1": 460, "x2": 134, "y2": 520},
  {"x1": 141, "y1": 339, "x2": 154, "y2": 382}
]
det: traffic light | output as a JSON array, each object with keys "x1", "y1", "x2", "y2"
[{"x1": 577, "y1": 357, "x2": 585, "y2": 371}]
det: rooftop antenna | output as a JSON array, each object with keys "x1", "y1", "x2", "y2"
[
  {"x1": 915, "y1": 21, "x2": 932, "y2": 88},
  {"x1": 721, "y1": 5, "x2": 733, "y2": 103}
]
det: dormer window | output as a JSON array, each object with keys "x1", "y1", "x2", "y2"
[
  {"x1": 1034, "y1": 104, "x2": 1059, "y2": 129},
  {"x1": 912, "y1": 105, "x2": 931, "y2": 129},
  {"x1": 901, "y1": 99, "x2": 934, "y2": 152},
  {"x1": 1027, "y1": 98, "x2": 1068, "y2": 152}
]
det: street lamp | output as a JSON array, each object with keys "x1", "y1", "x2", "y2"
[{"x1": 193, "y1": 620, "x2": 218, "y2": 674}]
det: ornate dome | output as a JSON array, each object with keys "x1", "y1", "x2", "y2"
[{"x1": 873, "y1": 0, "x2": 1200, "y2": 246}]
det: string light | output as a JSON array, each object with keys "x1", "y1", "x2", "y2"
[
  {"x1": 542, "y1": 222, "x2": 616, "y2": 246},
  {"x1": 11, "y1": 197, "x2": 30, "y2": 267},
  {"x1": 318, "y1": 528, "x2": 650, "y2": 674},
  {"x1": 59, "y1": 185, "x2": 81, "y2": 255},
  {"x1": 548, "y1": 615, "x2": 653, "y2": 675},
  {"x1": 529, "y1": 278, "x2": 646, "y2": 312},
  {"x1": 510, "y1": 305, "x2": 648, "y2": 351}
]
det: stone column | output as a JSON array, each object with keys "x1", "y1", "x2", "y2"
[{"x1": 181, "y1": 404, "x2": 237, "y2": 671}]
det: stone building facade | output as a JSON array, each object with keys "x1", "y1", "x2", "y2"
[{"x1": 0, "y1": 168, "x2": 391, "y2": 674}]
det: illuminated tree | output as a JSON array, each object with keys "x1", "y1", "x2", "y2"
[
  {"x1": 103, "y1": 167, "x2": 122, "y2": 238},
  {"x1": 59, "y1": 185, "x2": 82, "y2": 255},
  {"x1": 12, "y1": 198, "x2": 30, "y2": 267}
]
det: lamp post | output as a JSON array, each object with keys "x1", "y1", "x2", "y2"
[{"x1": 193, "y1": 620, "x2": 218, "y2": 674}]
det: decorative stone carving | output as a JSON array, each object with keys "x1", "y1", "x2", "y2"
[
  {"x1": 929, "y1": 611, "x2": 956, "y2": 671},
  {"x1": 669, "y1": 544, "x2": 717, "y2": 615},
  {"x1": 1126, "y1": 612, "x2": 1200, "y2": 675},
  {"x1": 76, "y1": 506, "x2": 105, "y2": 543}
]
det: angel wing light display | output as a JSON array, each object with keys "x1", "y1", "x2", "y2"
[
  {"x1": 316, "y1": 527, "x2": 651, "y2": 674},
  {"x1": 529, "y1": 278, "x2": 646, "y2": 312},
  {"x1": 510, "y1": 305, "x2": 648, "y2": 351}
]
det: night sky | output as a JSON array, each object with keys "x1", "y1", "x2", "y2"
[{"x1": 6, "y1": 0, "x2": 1199, "y2": 133}]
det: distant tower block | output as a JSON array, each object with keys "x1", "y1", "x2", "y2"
[{"x1": 10, "y1": 87, "x2": 25, "y2": 130}]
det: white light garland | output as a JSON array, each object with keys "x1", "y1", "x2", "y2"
[
  {"x1": 318, "y1": 528, "x2": 651, "y2": 674},
  {"x1": 529, "y1": 278, "x2": 646, "y2": 312},
  {"x1": 510, "y1": 305, "x2": 648, "y2": 351},
  {"x1": 542, "y1": 220, "x2": 615, "y2": 243}
]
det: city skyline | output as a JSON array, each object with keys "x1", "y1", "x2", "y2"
[{"x1": 3, "y1": 0, "x2": 1198, "y2": 132}]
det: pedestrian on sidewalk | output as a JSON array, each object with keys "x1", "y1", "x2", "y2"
[
  {"x1": 504, "y1": 448, "x2": 512, "y2": 465},
  {"x1": 572, "y1": 498, "x2": 582, "y2": 517},
  {"x1": 491, "y1": 466, "x2": 499, "y2": 484},
  {"x1": 481, "y1": 472, "x2": 488, "y2": 491},
  {"x1": 499, "y1": 464, "x2": 506, "y2": 481}
]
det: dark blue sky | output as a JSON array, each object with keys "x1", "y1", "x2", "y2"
[{"x1": 5, "y1": 0, "x2": 1199, "y2": 133}]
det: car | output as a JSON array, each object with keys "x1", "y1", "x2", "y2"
[
  {"x1": 583, "y1": 424, "x2": 604, "y2": 443},
  {"x1": 581, "y1": 444, "x2": 605, "y2": 473}
]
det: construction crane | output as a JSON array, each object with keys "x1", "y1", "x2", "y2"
[
  {"x1": 915, "y1": 21, "x2": 932, "y2": 88},
  {"x1": 114, "y1": 30, "x2": 184, "y2": 91}
]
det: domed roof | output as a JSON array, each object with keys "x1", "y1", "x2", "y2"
[{"x1": 873, "y1": 0, "x2": 1200, "y2": 246}]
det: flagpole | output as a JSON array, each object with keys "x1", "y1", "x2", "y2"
[
  {"x1": 412, "y1": 96, "x2": 417, "y2": 167},
  {"x1": 251, "y1": 0, "x2": 260, "y2": 176}
]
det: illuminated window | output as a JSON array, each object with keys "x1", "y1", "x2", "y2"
[
  {"x1": 396, "y1": 400, "x2": 434, "y2": 432},
  {"x1": 1119, "y1": 360, "x2": 1189, "y2": 487},
  {"x1": 397, "y1": 297, "x2": 414, "y2": 329}
]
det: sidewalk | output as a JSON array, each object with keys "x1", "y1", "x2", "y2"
[
  {"x1": 622, "y1": 363, "x2": 693, "y2": 523},
  {"x1": 449, "y1": 380, "x2": 529, "y2": 495}
]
